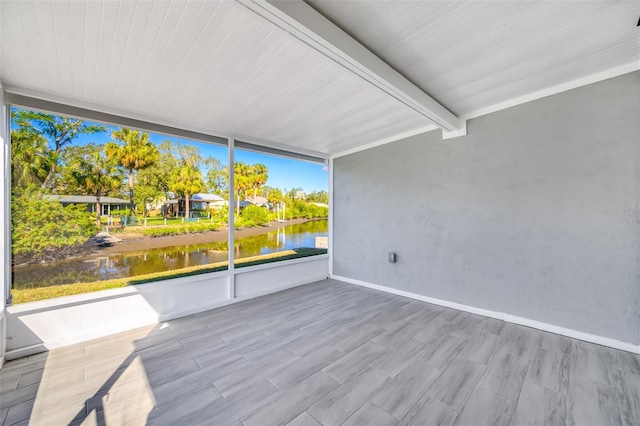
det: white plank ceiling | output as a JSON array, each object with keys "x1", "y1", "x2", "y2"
[
  {"x1": 307, "y1": 0, "x2": 640, "y2": 118},
  {"x1": 1, "y1": 1, "x2": 639, "y2": 156}
]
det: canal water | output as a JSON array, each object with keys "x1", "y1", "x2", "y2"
[{"x1": 13, "y1": 220, "x2": 328, "y2": 289}]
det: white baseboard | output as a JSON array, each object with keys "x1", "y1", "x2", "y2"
[{"x1": 331, "y1": 274, "x2": 640, "y2": 355}]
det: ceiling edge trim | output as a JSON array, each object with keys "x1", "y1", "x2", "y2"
[
  {"x1": 462, "y1": 61, "x2": 640, "y2": 121},
  {"x1": 330, "y1": 62, "x2": 640, "y2": 159}
]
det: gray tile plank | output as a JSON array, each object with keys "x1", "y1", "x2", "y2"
[
  {"x1": 458, "y1": 331, "x2": 500, "y2": 366},
  {"x1": 214, "y1": 365, "x2": 270, "y2": 398},
  {"x1": 408, "y1": 305, "x2": 444, "y2": 325},
  {"x1": 145, "y1": 356, "x2": 201, "y2": 388},
  {"x1": 180, "y1": 379, "x2": 283, "y2": 425},
  {"x1": 0, "y1": 375, "x2": 20, "y2": 394},
  {"x1": 342, "y1": 401, "x2": 398, "y2": 426},
  {"x1": 152, "y1": 358, "x2": 246, "y2": 407},
  {"x1": 399, "y1": 393, "x2": 459, "y2": 426},
  {"x1": 370, "y1": 338, "x2": 428, "y2": 377},
  {"x1": 454, "y1": 386, "x2": 516, "y2": 426},
  {"x1": 616, "y1": 372, "x2": 640, "y2": 423},
  {"x1": 539, "y1": 331, "x2": 573, "y2": 356},
  {"x1": 147, "y1": 386, "x2": 222, "y2": 425},
  {"x1": 475, "y1": 316, "x2": 506, "y2": 335},
  {"x1": 268, "y1": 346, "x2": 344, "y2": 391},
  {"x1": 511, "y1": 381, "x2": 566, "y2": 426},
  {"x1": 0, "y1": 359, "x2": 48, "y2": 381},
  {"x1": 479, "y1": 345, "x2": 531, "y2": 400},
  {"x1": 3, "y1": 398, "x2": 35, "y2": 426},
  {"x1": 322, "y1": 341, "x2": 389, "y2": 384},
  {"x1": 368, "y1": 305, "x2": 422, "y2": 330},
  {"x1": 372, "y1": 321, "x2": 424, "y2": 347},
  {"x1": 527, "y1": 347, "x2": 570, "y2": 393},
  {"x1": 567, "y1": 376, "x2": 624, "y2": 426},
  {"x1": 283, "y1": 325, "x2": 349, "y2": 357},
  {"x1": 499, "y1": 323, "x2": 542, "y2": 361},
  {"x1": 243, "y1": 372, "x2": 340, "y2": 426},
  {"x1": 0, "y1": 383, "x2": 39, "y2": 410},
  {"x1": 286, "y1": 411, "x2": 323, "y2": 426},
  {"x1": 331, "y1": 323, "x2": 385, "y2": 354},
  {"x1": 616, "y1": 350, "x2": 640, "y2": 376},
  {"x1": 425, "y1": 358, "x2": 486, "y2": 410},
  {"x1": 371, "y1": 357, "x2": 442, "y2": 420},
  {"x1": 307, "y1": 368, "x2": 389, "y2": 426},
  {"x1": 417, "y1": 333, "x2": 467, "y2": 370}
]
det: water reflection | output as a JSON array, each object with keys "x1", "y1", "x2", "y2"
[
  {"x1": 233, "y1": 220, "x2": 328, "y2": 260},
  {"x1": 13, "y1": 220, "x2": 328, "y2": 289}
]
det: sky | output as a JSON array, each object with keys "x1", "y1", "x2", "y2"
[{"x1": 12, "y1": 109, "x2": 328, "y2": 193}]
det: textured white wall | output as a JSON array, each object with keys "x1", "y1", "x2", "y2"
[{"x1": 333, "y1": 71, "x2": 640, "y2": 344}]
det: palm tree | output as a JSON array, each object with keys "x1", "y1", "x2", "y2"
[
  {"x1": 169, "y1": 164, "x2": 205, "y2": 220},
  {"x1": 10, "y1": 129, "x2": 52, "y2": 188},
  {"x1": 250, "y1": 164, "x2": 269, "y2": 198},
  {"x1": 234, "y1": 162, "x2": 252, "y2": 216},
  {"x1": 64, "y1": 144, "x2": 124, "y2": 226},
  {"x1": 106, "y1": 128, "x2": 159, "y2": 218}
]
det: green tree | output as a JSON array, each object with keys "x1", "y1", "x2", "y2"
[
  {"x1": 63, "y1": 144, "x2": 124, "y2": 226},
  {"x1": 230, "y1": 162, "x2": 269, "y2": 215},
  {"x1": 266, "y1": 188, "x2": 283, "y2": 205},
  {"x1": 147, "y1": 140, "x2": 182, "y2": 201},
  {"x1": 134, "y1": 167, "x2": 166, "y2": 216},
  {"x1": 10, "y1": 129, "x2": 52, "y2": 188},
  {"x1": 106, "y1": 128, "x2": 160, "y2": 218},
  {"x1": 169, "y1": 165, "x2": 205, "y2": 220},
  {"x1": 307, "y1": 190, "x2": 329, "y2": 204},
  {"x1": 168, "y1": 142, "x2": 205, "y2": 219},
  {"x1": 249, "y1": 164, "x2": 269, "y2": 198},
  {"x1": 204, "y1": 156, "x2": 227, "y2": 197},
  {"x1": 233, "y1": 162, "x2": 253, "y2": 216},
  {"x1": 286, "y1": 187, "x2": 304, "y2": 202},
  {"x1": 11, "y1": 109, "x2": 105, "y2": 190}
]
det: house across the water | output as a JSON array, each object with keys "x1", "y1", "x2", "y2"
[
  {"x1": 161, "y1": 193, "x2": 227, "y2": 218},
  {"x1": 44, "y1": 195, "x2": 129, "y2": 216},
  {"x1": 239, "y1": 196, "x2": 269, "y2": 209}
]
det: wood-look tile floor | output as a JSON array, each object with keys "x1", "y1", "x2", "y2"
[{"x1": 1, "y1": 279, "x2": 639, "y2": 425}]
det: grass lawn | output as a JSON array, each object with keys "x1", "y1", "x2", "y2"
[{"x1": 12, "y1": 248, "x2": 327, "y2": 304}]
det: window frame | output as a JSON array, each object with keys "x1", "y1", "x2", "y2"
[{"x1": 3, "y1": 93, "x2": 330, "y2": 306}]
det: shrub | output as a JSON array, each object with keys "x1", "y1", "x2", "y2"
[
  {"x1": 234, "y1": 217, "x2": 257, "y2": 229},
  {"x1": 110, "y1": 208, "x2": 131, "y2": 217},
  {"x1": 140, "y1": 222, "x2": 222, "y2": 237},
  {"x1": 241, "y1": 205, "x2": 270, "y2": 226},
  {"x1": 282, "y1": 200, "x2": 328, "y2": 220},
  {"x1": 12, "y1": 189, "x2": 99, "y2": 261}
]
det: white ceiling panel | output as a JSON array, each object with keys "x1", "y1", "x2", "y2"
[
  {"x1": 0, "y1": 0, "x2": 430, "y2": 155},
  {"x1": 307, "y1": 0, "x2": 640, "y2": 117},
  {"x1": 1, "y1": 0, "x2": 638, "y2": 156}
]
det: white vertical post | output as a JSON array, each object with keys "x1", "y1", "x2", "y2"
[
  {"x1": 0, "y1": 87, "x2": 10, "y2": 367},
  {"x1": 227, "y1": 137, "x2": 235, "y2": 300},
  {"x1": 328, "y1": 157, "x2": 334, "y2": 277}
]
